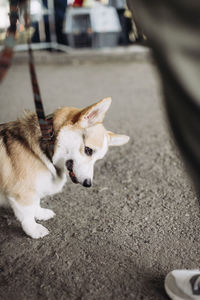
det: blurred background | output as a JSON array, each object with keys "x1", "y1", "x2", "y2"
[{"x1": 0, "y1": 0, "x2": 146, "y2": 50}]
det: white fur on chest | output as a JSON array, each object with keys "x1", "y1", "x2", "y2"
[{"x1": 35, "y1": 169, "x2": 67, "y2": 198}]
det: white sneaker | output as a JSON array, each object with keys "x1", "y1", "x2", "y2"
[{"x1": 165, "y1": 270, "x2": 200, "y2": 300}]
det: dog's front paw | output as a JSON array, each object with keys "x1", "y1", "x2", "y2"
[
  {"x1": 22, "y1": 222, "x2": 49, "y2": 239},
  {"x1": 35, "y1": 208, "x2": 55, "y2": 221}
]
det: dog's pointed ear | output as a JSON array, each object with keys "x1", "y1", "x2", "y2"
[
  {"x1": 79, "y1": 97, "x2": 112, "y2": 128},
  {"x1": 108, "y1": 131, "x2": 130, "y2": 146}
]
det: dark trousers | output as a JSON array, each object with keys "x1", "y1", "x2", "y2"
[
  {"x1": 117, "y1": 9, "x2": 132, "y2": 45},
  {"x1": 32, "y1": 0, "x2": 67, "y2": 45},
  {"x1": 127, "y1": 0, "x2": 200, "y2": 193}
]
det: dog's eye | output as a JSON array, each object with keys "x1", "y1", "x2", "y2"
[{"x1": 85, "y1": 146, "x2": 93, "y2": 156}]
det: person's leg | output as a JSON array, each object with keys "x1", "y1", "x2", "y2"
[
  {"x1": 31, "y1": 22, "x2": 40, "y2": 43},
  {"x1": 127, "y1": 0, "x2": 200, "y2": 192},
  {"x1": 127, "y1": 1, "x2": 200, "y2": 299},
  {"x1": 117, "y1": 9, "x2": 130, "y2": 45},
  {"x1": 54, "y1": 0, "x2": 68, "y2": 45},
  {"x1": 42, "y1": 0, "x2": 51, "y2": 43}
]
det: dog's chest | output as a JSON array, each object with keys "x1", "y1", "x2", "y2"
[{"x1": 35, "y1": 169, "x2": 67, "y2": 197}]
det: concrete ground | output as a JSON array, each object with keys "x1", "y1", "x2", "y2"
[{"x1": 0, "y1": 47, "x2": 200, "y2": 300}]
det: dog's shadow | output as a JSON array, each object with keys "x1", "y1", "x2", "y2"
[
  {"x1": 0, "y1": 207, "x2": 25, "y2": 239},
  {"x1": 145, "y1": 274, "x2": 170, "y2": 300}
]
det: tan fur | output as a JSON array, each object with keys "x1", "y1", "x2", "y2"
[
  {"x1": 53, "y1": 107, "x2": 82, "y2": 132},
  {"x1": 0, "y1": 114, "x2": 49, "y2": 205},
  {"x1": 84, "y1": 124, "x2": 106, "y2": 149},
  {"x1": 79, "y1": 97, "x2": 111, "y2": 125}
]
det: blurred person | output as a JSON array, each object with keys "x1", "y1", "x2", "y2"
[
  {"x1": 30, "y1": 0, "x2": 43, "y2": 43},
  {"x1": 32, "y1": 0, "x2": 68, "y2": 45},
  {"x1": 54, "y1": 0, "x2": 68, "y2": 44},
  {"x1": 127, "y1": 0, "x2": 200, "y2": 299},
  {"x1": 109, "y1": 0, "x2": 132, "y2": 45}
]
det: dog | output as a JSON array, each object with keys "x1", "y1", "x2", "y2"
[{"x1": 0, "y1": 97, "x2": 129, "y2": 238}]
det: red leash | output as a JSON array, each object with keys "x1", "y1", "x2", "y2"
[
  {"x1": 0, "y1": 0, "x2": 54, "y2": 158},
  {"x1": 28, "y1": 44, "x2": 55, "y2": 158}
]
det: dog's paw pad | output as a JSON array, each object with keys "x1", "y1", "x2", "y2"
[
  {"x1": 35, "y1": 208, "x2": 55, "y2": 221},
  {"x1": 25, "y1": 224, "x2": 49, "y2": 239}
]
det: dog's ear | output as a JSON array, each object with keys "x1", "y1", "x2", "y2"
[
  {"x1": 79, "y1": 97, "x2": 112, "y2": 128},
  {"x1": 108, "y1": 131, "x2": 130, "y2": 146}
]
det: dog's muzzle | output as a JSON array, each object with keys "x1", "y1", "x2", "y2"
[
  {"x1": 66, "y1": 160, "x2": 78, "y2": 184},
  {"x1": 66, "y1": 160, "x2": 92, "y2": 188}
]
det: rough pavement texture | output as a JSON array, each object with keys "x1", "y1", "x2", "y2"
[{"x1": 0, "y1": 53, "x2": 199, "y2": 300}]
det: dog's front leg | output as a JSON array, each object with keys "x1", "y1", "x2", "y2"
[
  {"x1": 8, "y1": 197, "x2": 49, "y2": 239},
  {"x1": 35, "y1": 204, "x2": 55, "y2": 221}
]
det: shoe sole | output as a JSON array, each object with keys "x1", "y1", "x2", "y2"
[
  {"x1": 164, "y1": 272, "x2": 194, "y2": 300},
  {"x1": 164, "y1": 282, "x2": 187, "y2": 300}
]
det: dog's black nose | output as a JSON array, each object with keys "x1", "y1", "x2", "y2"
[
  {"x1": 66, "y1": 160, "x2": 73, "y2": 172},
  {"x1": 83, "y1": 179, "x2": 91, "y2": 188}
]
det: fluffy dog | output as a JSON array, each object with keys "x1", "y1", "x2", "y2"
[{"x1": 0, "y1": 98, "x2": 129, "y2": 238}]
